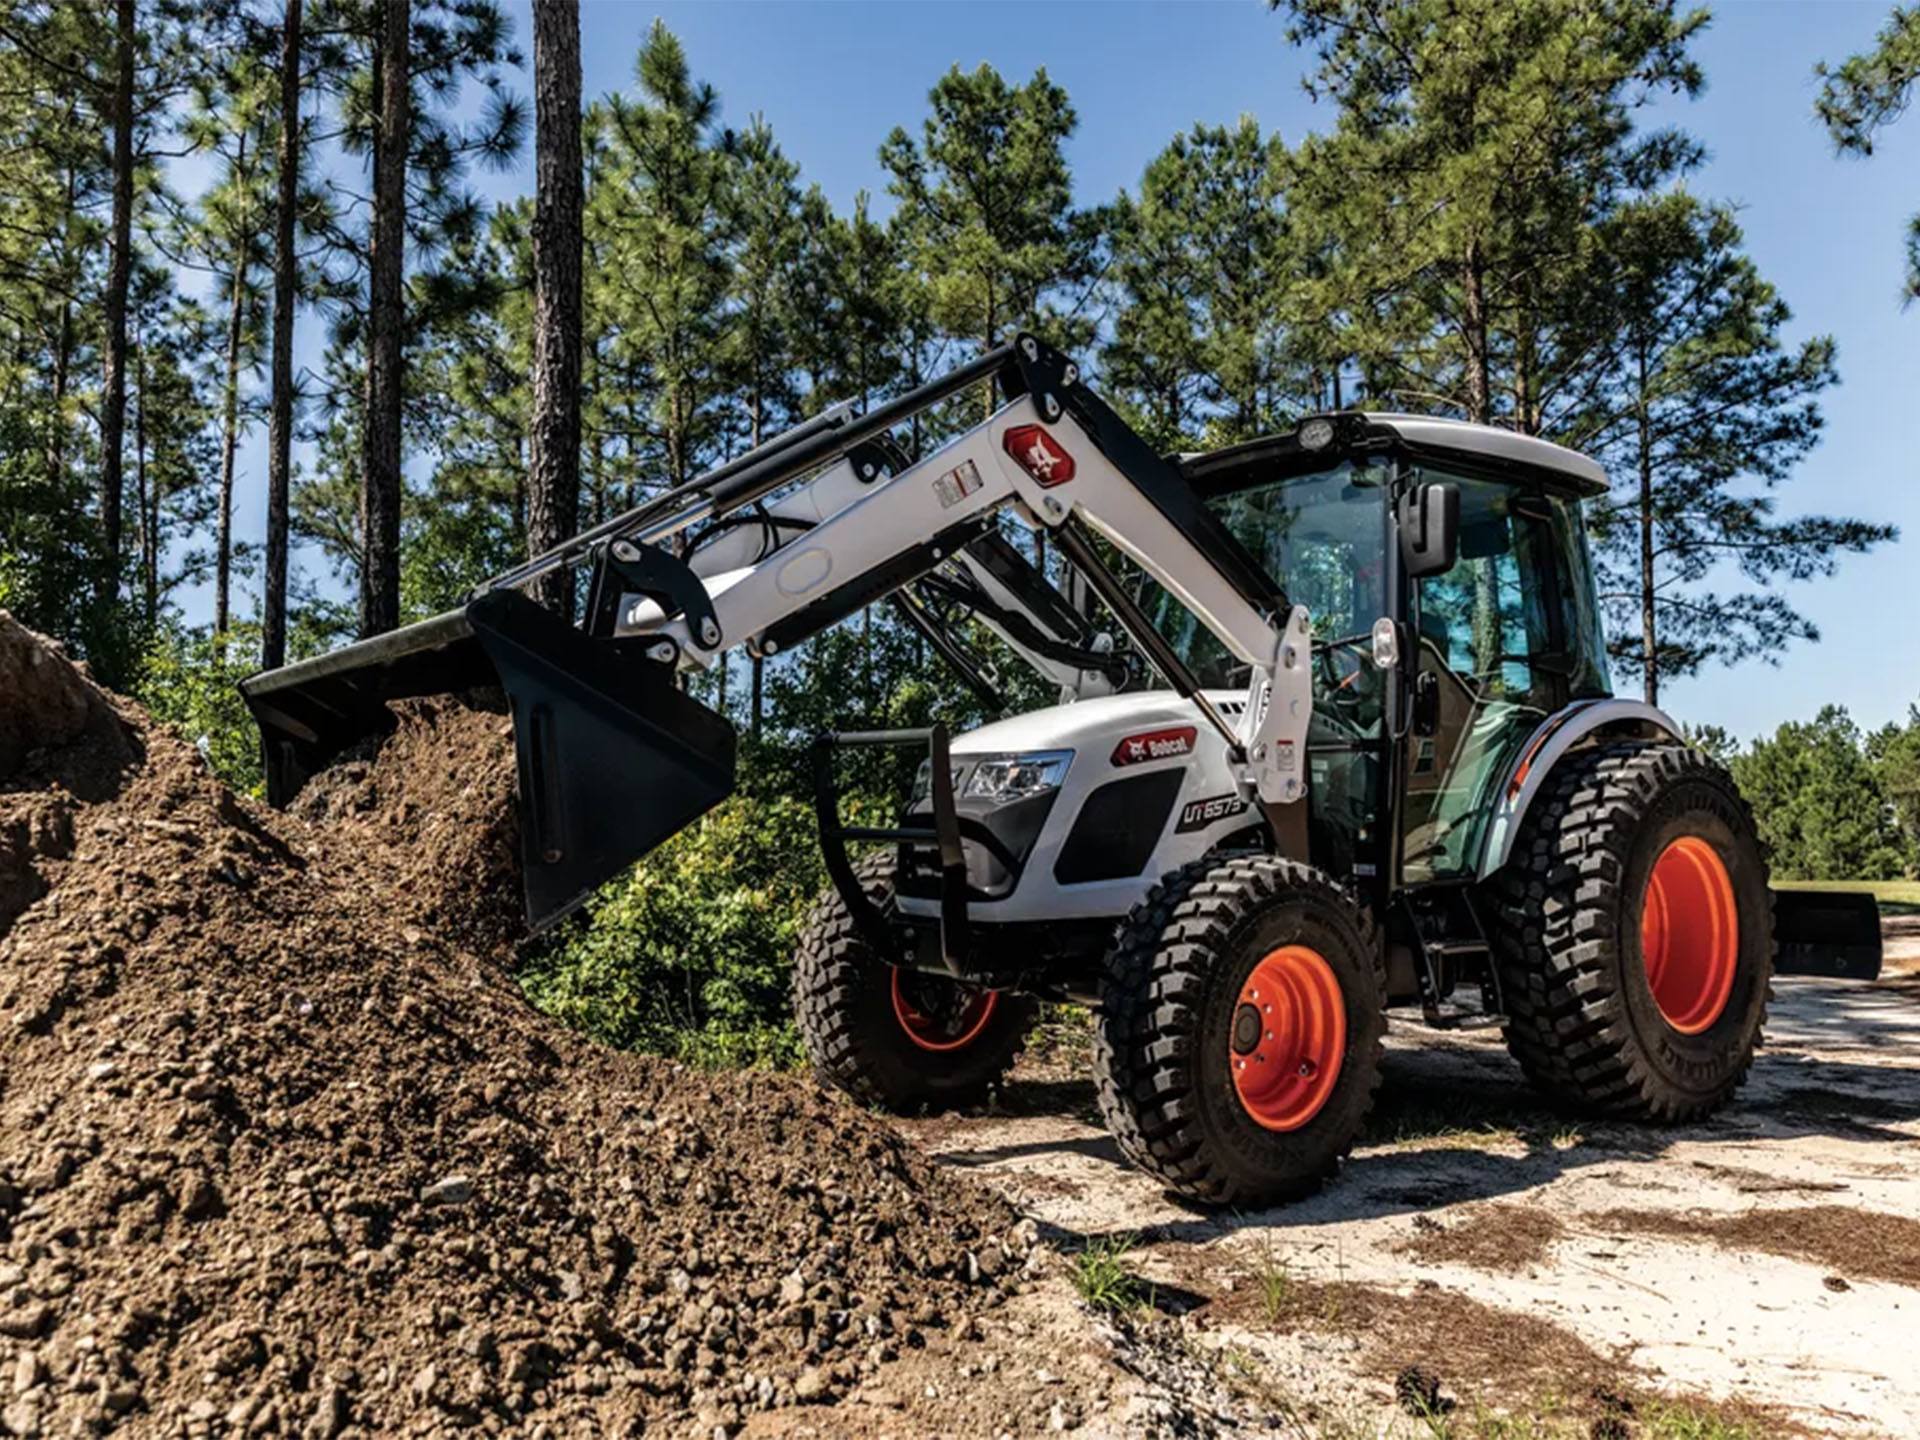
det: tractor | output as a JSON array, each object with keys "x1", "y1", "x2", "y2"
[{"x1": 242, "y1": 335, "x2": 1874, "y2": 1206}]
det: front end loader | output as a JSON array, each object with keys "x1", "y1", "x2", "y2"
[{"x1": 244, "y1": 335, "x2": 1879, "y2": 1209}]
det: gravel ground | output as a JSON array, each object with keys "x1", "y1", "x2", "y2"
[{"x1": 896, "y1": 952, "x2": 1920, "y2": 1436}]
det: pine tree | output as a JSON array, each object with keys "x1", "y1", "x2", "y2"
[
  {"x1": 170, "y1": 50, "x2": 277, "y2": 636},
  {"x1": 592, "y1": 22, "x2": 733, "y2": 491},
  {"x1": 1817, "y1": 5, "x2": 1920, "y2": 300},
  {"x1": 526, "y1": 0, "x2": 583, "y2": 618},
  {"x1": 263, "y1": 0, "x2": 303, "y2": 671},
  {"x1": 1279, "y1": 0, "x2": 1705, "y2": 428},
  {"x1": 1107, "y1": 118, "x2": 1307, "y2": 450},
  {"x1": 881, "y1": 63, "x2": 1103, "y2": 422},
  {"x1": 1563, "y1": 195, "x2": 1893, "y2": 701},
  {"x1": 294, "y1": 0, "x2": 523, "y2": 637}
]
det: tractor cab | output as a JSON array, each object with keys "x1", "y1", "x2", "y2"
[{"x1": 1141, "y1": 415, "x2": 1615, "y2": 903}]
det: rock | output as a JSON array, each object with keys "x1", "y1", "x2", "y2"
[
  {"x1": 178, "y1": 1173, "x2": 223, "y2": 1221},
  {"x1": 421, "y1": 1175, "x2": 474, "y2": 1207},
  {"x1": 778, "y1": 1270, "x2": 806, "y2": 1306},
  {"x1": 12, "y1": 1350, "x2": 43, "y2": 1397},
  {"x1": 2, "y1": 1398, "x2": 40, "y2": 1439},
  {"x1": 792, "y1": 1367, "x2": 829, "y2": 1402},
  {"x1": 0, "y1": 1303, "x2": 51, "y2": 1339},
  {"x1": 303, "y1": 1383, "x2": 349, "y2": 1439},
  {"x1": 85, "y1": 1061, "x2": 119, "y2": 1082}
]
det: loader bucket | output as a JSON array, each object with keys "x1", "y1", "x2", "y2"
[
  {"x1": 242, "y1": 587, "x2": 736, "y2": 934},
  {"x1": 1772, "y1": 887, "x2": 1882, "y2": 981}
]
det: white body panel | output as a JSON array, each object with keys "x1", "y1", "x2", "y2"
[{"x1": 894, "y1": 689, "x2": 1254, "y2": 923}]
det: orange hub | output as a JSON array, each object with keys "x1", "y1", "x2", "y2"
[
  {"x1": 1229, "y1": 946, "x2": 1347, "y2": 1132},
  {"x1": 890, "y1": 969, "x2": 999, "y2": 1053},
  {"x1": 1640, "y1": 836, "x2": 1739, "y2": 1034}
]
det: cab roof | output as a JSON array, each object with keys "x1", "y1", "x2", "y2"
[{"x1": 1180, "y1": 412, "x2": 1610, "y2": 499}]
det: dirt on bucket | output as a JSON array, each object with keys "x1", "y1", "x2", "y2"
[{"x1": 0, "y1": 612, "x2": 1028, "y2": 1438}]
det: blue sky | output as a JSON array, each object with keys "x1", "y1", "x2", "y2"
[{"x1": 208, "y1": 1, "x2": 1918, "y2": 742}]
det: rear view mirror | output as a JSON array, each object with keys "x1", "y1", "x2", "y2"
[{"x1": 1397, "y1": 482, "x2": 1460, "y2": 580}]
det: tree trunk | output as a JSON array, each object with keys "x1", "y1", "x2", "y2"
[
  {"x1": 1636, "y1": 350, "x2": 1658, "y2": 706},
  {"x1": 263, "y1": 0, "x2": 302, "y2": 670},
  {"x1": 525, "y1": 0, "x2": 583, "y2": 619},
  {"x1": 358, "y1": 0, "x2": 409, "y2": 639},
  {"x1": 750, "y1": 652, "x2": 763, "y2": 740},
  {"x1": 134, "y1": 339, "x2": 154, "y2": 625},
  {"x1": 1461, "y1": 243, "x2": 1500, "y2": 676},
  {"x1": 215, "y1": 128, "x2": 250, "y2": 636},
  {"x1": 98, "y1": 0, "x2": 137, "y2": 590},
  {"x1": 46, "y1": 163, "x2": 75, "y2": 497}
]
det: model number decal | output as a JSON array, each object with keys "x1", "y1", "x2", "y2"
[
  {"x1": 1111, "y1": 726, "x2": 1197, "y2": 766},
  {"x1": 1175, "y1": 792, "x2": 1251, "y2": 833},
  {"x1": 932, "y1": 458, "x2": 983, "y2": 509}
]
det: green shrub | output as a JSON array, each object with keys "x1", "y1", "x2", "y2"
[
  {"x1": 136, "y1": 623, "x2": 269, "y2": 795},
  {"x1": 518, "y1": 788, "x2": 895, "y2": 1067}
]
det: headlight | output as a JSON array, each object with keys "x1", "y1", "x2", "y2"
[{"x1": 962, "y1": 751, "x2": 1073, "y2": 804}]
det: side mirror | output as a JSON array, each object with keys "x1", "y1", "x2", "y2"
[{"x1": 1397, "y1": 482, "x2": 1460, "y2": 580}]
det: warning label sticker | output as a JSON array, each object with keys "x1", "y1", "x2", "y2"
[{"x1": 932, "y1": 458, "x2": 983, "y2": 509}]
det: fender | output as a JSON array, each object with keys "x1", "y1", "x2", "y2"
[{"x1": 1475, "y1": 698, "x2": 1683, "y2": 880}]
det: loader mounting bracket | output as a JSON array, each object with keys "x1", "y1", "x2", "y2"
[{"x1": 582, "y1": 537, "x2": 722, "y2": 648}]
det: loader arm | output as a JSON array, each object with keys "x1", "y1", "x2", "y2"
[{"x1": 243, "y1": 336, "x2": 1314, "y2": 932}]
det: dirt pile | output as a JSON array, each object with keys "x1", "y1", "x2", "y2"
[
  {"x1": 0, "y1": 613, "x2": 1026, "y2": 1438},
  {"x1": 288, "y1": 694, "x2": 522, "y2": 960}
]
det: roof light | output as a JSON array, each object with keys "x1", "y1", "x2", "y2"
[
  {"x1": 1297, "y1": 417, "x2": 1335, "y2": 451},
  {"x1": 1004, "y1": 425, "x2": 1076, "y2": 487}
]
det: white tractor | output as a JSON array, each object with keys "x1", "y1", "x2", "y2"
[{"x1": 245, "y1": 336, "x2": 1874, "y2": 1207}]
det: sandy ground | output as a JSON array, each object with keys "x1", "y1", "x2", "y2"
[{"x1": 880, "y1": 928, "x2": 1920, "y2": 1438}]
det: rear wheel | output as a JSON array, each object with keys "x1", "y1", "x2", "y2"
[
  {"x1": 792, "y1": 856, "x2": 1036, "y2": 1112},
  {"x1": 1491, "y1": 741, "x2": 1773, "y2": 1119},
  {"x1": 1092, "y1": 855, "x2": 1386, "y2": 1207}
]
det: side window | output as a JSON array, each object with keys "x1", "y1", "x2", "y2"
[
  {"x1": 1400, "y1": 476, "x2": 1564, "y2": 882},
  {"x1": 1414, "y1": 484, "x2": 1559, "y2": 708}
]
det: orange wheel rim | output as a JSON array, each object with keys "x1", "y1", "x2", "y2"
[
  {"x1": 1640, "y1": 836, "x2": 1738, "y2": 1034},
  {"x1": 1229, "y1": 946, "x2": 1347, "y2": 1132},
  {"x1": 890, "y1": 969, "x2": 999, "y2": 1053}
]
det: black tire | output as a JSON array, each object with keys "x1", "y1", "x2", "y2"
[
  {"x1": 791, "y1": 855, "x2": 1037, "y2": 1113},
  {"x1": 1491, "y1": 740, "x2": 1774, "y2": 1120},
  {"x1": 1092, "y1": 854, "x2": 1386, "y2": 1208}
]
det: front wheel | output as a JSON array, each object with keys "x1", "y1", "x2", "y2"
[
  {"x1": 1491, "y1": 741, "x2": 1773, "y2": 1120},
  {"x1": 791, "y1": 857, "x2": 1036, "y2": 1113},
  {"x1": 1092, "y1": 855, "x2": 1386, "y2": 1207}
]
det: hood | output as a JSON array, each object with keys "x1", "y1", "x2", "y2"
[{"x1": 952, "y1": 689, "x2": 1243, "y2": 756}]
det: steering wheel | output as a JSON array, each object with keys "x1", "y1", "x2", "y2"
[{"x1": 1314, "y1": 636, "x2": 1374, "y2": 708}]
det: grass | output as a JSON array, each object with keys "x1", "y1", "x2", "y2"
[
  {"x1": 1246, "y1": 1243, "x2": 1295, "y2": 1325},
  {"x1": 1070, "y1": 1233, "x2": 1149, "y2": 1315},
  {"x1": 1774, "y1": 878, "x2": 1920, "y2": 915}
]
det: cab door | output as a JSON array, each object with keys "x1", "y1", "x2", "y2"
[{"x1": 1399, "y1": 474, "x2": 1571, "y2": 883}]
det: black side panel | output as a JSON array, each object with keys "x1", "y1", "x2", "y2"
[
  {"x1": 465, "y1": 589, "x2": 737, "y2": 932},
  {"x1": 1053, "y1": 770, "x2": 1185, "y2": 886},
  {"x1": 1773, "y1": 888, "x2": 1882, "y2": 980}
]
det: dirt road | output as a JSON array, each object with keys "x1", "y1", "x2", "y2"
[{"x1": 889, "y1": 938, "x2": 1920, "y2": 1437}]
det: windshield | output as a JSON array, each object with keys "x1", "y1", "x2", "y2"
[{"x1": 1144, "y1": 459, "x2": 1392, "y2": 736}]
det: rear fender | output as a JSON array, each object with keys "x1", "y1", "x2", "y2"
[{"x1": 1475, "y1": 698, "x2": 1682, "y2": 882}]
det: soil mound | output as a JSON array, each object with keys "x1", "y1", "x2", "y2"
[{"x1": 0, "y1": 613, "x2": 1024, "y2": 1438}]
